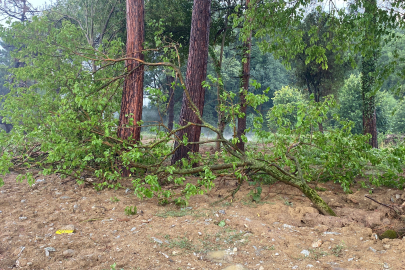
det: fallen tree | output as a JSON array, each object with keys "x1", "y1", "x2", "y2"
[{"x1": 1, "y1": 17, "x2": 405, "y2": 217}]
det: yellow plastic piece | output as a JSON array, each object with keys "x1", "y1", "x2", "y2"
[{"x1": 56, "y1": 230, "x2": 74, "y2": 234}]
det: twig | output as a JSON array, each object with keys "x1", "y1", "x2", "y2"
[
  {"x1": 80, "y1": 218, "x2": 104, "y2": 223},
  {"x1": 364, "y1": 195, "x2": 400, "y2": 214}
]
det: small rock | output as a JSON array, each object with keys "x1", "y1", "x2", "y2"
[
  {"x1": 221, "y1": 264, "x2": 246, "y2": 270},
  {"x1": 306, "y1": 265, "x2": 314, "y2": 268},
  {"x1": 283, "y1": 224, "x2": 294, "y2": 229},
  {"x1": 369, "y1": 247, "x2": 377, "y2": 252},
  {"x1": 0, "y1": 211, "x2": 2, "y2": 214},
  {"x1": 323, "y1": 232, "x2": 341, "y2": 235},
  {"x1": 19, "y1": 217, "x2": 27, "y2": 221},
  {"x1": 383, "y1": 244, "x2": 390, "y2": 249},
  {"x1": 233, "y1": 247, "x2": 237, "y2": 252},
  {"x1": 314, "y1": 224, "x2": 329, "y2": 232},
  {"x1": 44, "y1": 247, "x2": 56, "y2": 257},
  {"x1": 36, "y1": 179, "x2": 45, "y2": 183},
  {"x1": 198, "y1": 232, "x2": 202, "y2": 236},
  {"x1": 125, "y1": 188, "x2": 131, "y2": 193},
  {"x1": 219, "y1": 210, "x2": 226, "y2": 215},
  {"x1": 348, "y1": 257, "x2": 354, "y2": 261},
  {"x1": 301, "y1": 250, "x2": 310, "y2": 257},
  {"x1": 131, "y1": 227, "x2": 137, "y2": 232},
  {"x1": 172, "y1": 250, "x2": 179, "y2": 255},
  {"x1": 365, "y1": 212, "x2": 383, "y2": 227},
  {"x1": 206, "y1": 250, "x2": 233, "y2": 263},
  {"x1": 274, "y1": 253, "x2": 279, "y2": 256},
  {"x1": 383, "y1": 263, "x2": 389, "y2": 269},
  {"x1": 311, "y1": 239, "x2": 322, "y2": 248},
  {"x1": 259, "y1": 266, "x2": 264, "y2": 270},
  {"x1": 382, "y1": 218, "x2": 390, "y2": 225},
  {"x1": 58, "y1": 224, "x2": 75, "y2": 233},
  {"x1": 62, "y1": 249, "x2": 75, "y2": 257},
  {"x1": 152, "y1": 237, "x2": 163, "y2": 244},
  {"x1": 60, "y1": 196, "x2": 71, "y2": 199},
  {"x1": 396, "y1": 194, "x2": 401, "y2": 199},
  {"x1": 16, "y1": 258, "x2": 27, "y2": 267},
  {"x1": 21, "y1": 199, "x2": 26, "y2": 203}
]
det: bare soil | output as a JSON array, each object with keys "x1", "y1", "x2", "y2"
[{"x1": 1, "y1": 171, "x2": 405, "y2": 270}]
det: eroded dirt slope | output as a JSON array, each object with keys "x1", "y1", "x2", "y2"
[{"x1": 1, "y1": 172, "x2": 405, "y2": 270}]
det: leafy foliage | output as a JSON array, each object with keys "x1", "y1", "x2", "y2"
[
  {"x1": 336, "y1": 74, "x2": 397, "y2": 134},
  {"x1": 0, "y1": 0, "x2": 405, "y2": 216}
]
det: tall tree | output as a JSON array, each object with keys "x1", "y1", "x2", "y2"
[
  {"x1": 292, "y1": 12, "x2": 351, "y2": 132},
  {"x1": 166, "y1": 73, "x2": 175, "y2": 131},
  {"x1": 0, "y1": 0, "x2": 39, "y2": 22},
  {"x1": 171, "y1": 0, "x2": 212, "y2": 165},
  {"x1": 118, "y1": 0, "x2": 145, "y2": 175},
  {"x1": 0, "y1": 0, "x2": 40, "y2": 132},
  {"x1": 361, "y1": 0, "x2": 379, "y2": 148},
  {"x1": 236, "y1": 0, "x2": 251, "y2": 152},
  {"x1": 52, "y1": 0, "x2": 126, "y2": 72},
  {"x1": 208, "y1": 0, "x2": 235, "y2": 151}
]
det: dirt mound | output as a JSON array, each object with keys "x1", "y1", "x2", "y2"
[{"x1": 1, "y1": 172, "x2": 405, "y2": 270}]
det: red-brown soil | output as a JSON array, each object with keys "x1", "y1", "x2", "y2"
[{"x1": 1, "y1": 172, "x2": 405, "y2": 270}]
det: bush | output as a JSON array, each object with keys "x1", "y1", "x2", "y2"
[
  {"x1": 391, "y1": 99, "x2": 405, "y2": 134},
  {"x1": 268, "y1": 86, "x2": 306, "y2": 130}
]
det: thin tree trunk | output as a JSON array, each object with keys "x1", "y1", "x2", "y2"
[
  {"x1": 118, "y1": 0, "x2": 145, "y2": 175},
  {"x1": 314, "y1": 86, "x2": 324, "y2": 133},
  {"x1": 166, "y1": 74, "x2": 175, "y2": 131},
  {"x1": 361, "y1": 0, "x2": 379, "y2": 148},
  {"x1": 171, "y1": 0, "x2": 211, "y2": 165},
  {"x1": 236, "y1": 0, "x2": 251, "y2": 152},
  {"x1": 215, "y1": 1, "x2": 230, "y2": 152}
]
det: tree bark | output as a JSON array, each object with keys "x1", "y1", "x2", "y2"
[
  {"x1": 171, "y1": 0, "x2": 211, "y2": 165},
  {"x1": 361, "y1": 0, "x2": 378, "y2": 148},
  {"x1": 166, "y1": 74, "x2": 175, "y2": 131},
  {"x1": 118, "y1": 0, "x2": 145, "y2": 175},
  {"x1": 236, "y1": 0, "x2": 251, "y2": 152}
]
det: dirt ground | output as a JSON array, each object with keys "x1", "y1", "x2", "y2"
[{"x1": 1, "y1": 171, "x2": 405, "y2": 270}]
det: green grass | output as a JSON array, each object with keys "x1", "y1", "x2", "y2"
[
  {"x1": 162, "y1": 228, "x2": 249, "y2": 253},
  {"x1": 331, "y1": 242, "x2": 345, "y2": 257},
  {"x1": 308, "y1": 248, "x2": 328, "y2": 260},
  {"x1": 155, "y1": 208, "x2": 210, "y2": 218},
  {"x1": 110, "y1": 196, "x2": 120, "y2": 202}
]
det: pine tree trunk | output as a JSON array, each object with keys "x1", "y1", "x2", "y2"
[
  {"x1": 361, "y1": 0, "x2": 378, "y2": 148},
  {"x1": 118, "y1": 0, "x2": 145, "y2": 175},
  {"x1": 236, "y1": 0, "x2": 251, "y2": 152},
  {"x1": 171, "y1": 0, "x2": 211, "y2": 165},
  {"x1": 166, "y1": 75, "x2": 175, "y2": 131}
]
